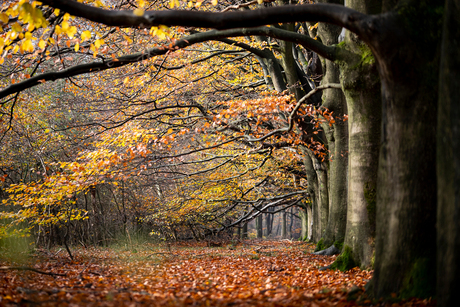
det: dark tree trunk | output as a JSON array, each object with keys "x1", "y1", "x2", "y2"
[
  {"x1": 281, "y1": 210, "x2": 288, "y2": 238},
  {"x1": 256, "y1": 214, "x2": 263, "y2": 238},
  {"x1": 437, "y1": 0, "x2": 460, "y2": 305},
  {"x1": 369, "y1": 0, "x2": 442, "y2": 298}
]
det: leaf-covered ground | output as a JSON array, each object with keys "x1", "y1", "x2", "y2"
[{"x1": 0, "y1": 240, "x2": 435, "y2": 306}]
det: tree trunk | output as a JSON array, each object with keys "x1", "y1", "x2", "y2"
[
  {"x1": 242, "y1": 222, "x2": 248, "y2": 239},
  {"x1": 256, "y1": 214, "x2": 263, "y2": 238},
  {"x1": 281, "y1": 210, "x2": 287, "y2": 238},
  {"x1": 307, "y1": 150, "x2": 329, "y2": 240},
  {"x1": 437, "y1": 0, "x2": 460, "y2": 305},
  {"x1": 370, "y1": 0, "x2": 442, "y2": 298},
  {"x1": 312, "y1": 0, "x2": 349, "y2": 251},
  {"x1": 301, "y1": 146, "x2": 321, "y2": 241},
  {"x1": 299, "y1": 205, "x2": 309, "y2": 241},
  {"x1": 332, "y1": 0, "x2": 381, "y2": 269},
  {"x1": 319, "y1": 59, "x2": 349, "y2": 250},
  {"x1": 337, "y1": 36, "x2": 380, "y2": 269}
]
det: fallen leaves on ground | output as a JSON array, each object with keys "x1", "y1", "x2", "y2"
[{"x1": 0, "y1": 240, "x2": 435, "y2": 306}]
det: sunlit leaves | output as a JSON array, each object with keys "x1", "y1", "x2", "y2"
[{"x1": 81, "y1": 30, "x2": 92, "y2": 41}]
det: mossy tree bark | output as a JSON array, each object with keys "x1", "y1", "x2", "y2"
[
  {"x1": 334, "y1": 0, "x2": 381, "y2": 270},
  {"x1": 338, "y1": 38, "x2": 380, "y2": 269},
  {"x1": 437, "y1": 0, "x2": 460, "y2": 305}
]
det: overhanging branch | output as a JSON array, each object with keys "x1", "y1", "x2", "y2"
[
  {"x1": 1, "y1": 27, "x2": 334, "y2": 99},
  {"x1": 40, "y1": 1, "x2": 371, "y2": 34}
]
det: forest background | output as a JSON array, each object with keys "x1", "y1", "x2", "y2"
[{"x1": 0, "y1": 0, "x2": 459, "y2": 306}]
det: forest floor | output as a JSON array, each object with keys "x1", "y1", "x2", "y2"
[{"x1": 0, "y1": 240, "x2": 435, "y2": 306}]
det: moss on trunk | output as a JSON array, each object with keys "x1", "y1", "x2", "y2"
[{"x1": 330, "y1": 245, "x2": 356, "y2": 271}]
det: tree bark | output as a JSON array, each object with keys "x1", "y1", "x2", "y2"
[
  {"x1": 256, "y1": 214, "x2": 263, "y2": 238},
  {"x1": 315, "y1": 8, "x2": 349, "y2": 249},
  {"x1": 437, "y1": 0, "x2": 460, "y2": 305},
  {"x1": 301, "y1": 146, "x2": 321, "y2": 242},
  {"x1": 299, "y1": 204, "x2": 309, "y2": 240},
  {"x1": 334, "y1": 0, "x2": 381, "y2": 270},
  {"x1": 281, "y1": 210, "x2": 288, "y2": 238},
  {"x1": 370, "y1": 0, "x2": 442, "y2": 298}
]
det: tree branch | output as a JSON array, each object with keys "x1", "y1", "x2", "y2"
[
  {"x1": 40, "y1": 1, "x2": 372, "y2": 35},
  {"x1": 0, "y1": 266, "x2": 67, "y2": 276},
  {"x1": 0, "y1": 27, "x2": 334, "y2": 99}
]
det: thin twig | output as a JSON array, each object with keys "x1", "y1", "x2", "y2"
[{"x1": 0, "y1": 266, "x2": 67, "y2": 276}]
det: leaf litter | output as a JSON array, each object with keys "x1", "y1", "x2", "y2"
[{"x1": 0, "y1": 240, "x2": 435, "y2": 306}]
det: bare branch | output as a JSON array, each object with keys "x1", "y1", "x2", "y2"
[{"x1": 0, "y1": 266, "x2": 67, "y2": 276}]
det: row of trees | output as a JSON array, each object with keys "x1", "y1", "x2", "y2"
[{"x1": 1, "y1": 0, "x2": 458, "y2": 304}]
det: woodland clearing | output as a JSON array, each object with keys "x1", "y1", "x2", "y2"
[{"x1": 0, "y1": 240, "x2": 434, "y2": 306}]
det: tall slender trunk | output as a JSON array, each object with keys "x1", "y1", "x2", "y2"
[
  {"x1": 301, "y1": 146, "x2": 321, "y2": 242},
  {"x1": 320, "y1": 59, "x2": 349, "y2": 249},
  {"x1": 299, "y1": 205, "x2": 309, "y2": 241},
  {"x1": 256, "y1": 214, "x2": 263, "y2": 238},
  {"x1": 281, "y1": 210, "x2": 287, "y2": 238},
  {"x1": 313, "y1": 0, "x2": 348, "y2": 251}
]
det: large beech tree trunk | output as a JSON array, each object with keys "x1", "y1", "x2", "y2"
[
  {"x1": 437, "y1": 0, "x2": 460, "y2": 305},
  {"x1": 369, "y1": 0, "x2": 442, "y2": 298},
  {"x1": 335, "y1": 0, "x2": 381, "y2": 269},
  {"x1": 338, "y1": 39, "x2": 380, "y2": 269}
]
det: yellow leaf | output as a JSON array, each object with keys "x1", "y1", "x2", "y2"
[
  {"x1": 38, "y1": 39, "x2": 46, "y2": 49},
  {"x1": 74, "y1": 42, "x2": 79, "y2": 52},
  {"x1": 81, "y1": 30, "x2": 92, "y2": 41},
  {"x1": 257, "y1": 0, "x2": 263, "y2": 3},
  {"x1": 0, "y1": 13, "x2": 9, "y2": 24},
  {"x1": 12, "y1": 23, "x2": 22, "y2": 33},
  {"x1": 94, "y1": 39, "x2": 102, "y2": 48},
  {"x1": 212, "y1": 0, "x2": 218, "y2": 5},
  {"x1": 67, "y1": 26, "x2": 77, "y2": 38},
  {"x1": 133, "y1": 9, "x2": 144, "y2": 16},
  {"x1": 54, "y1": 8, "x2": 60, "y2": 16},
  {"x1": 61, "y1": 21, "x2": 70, "y2": 31}
]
